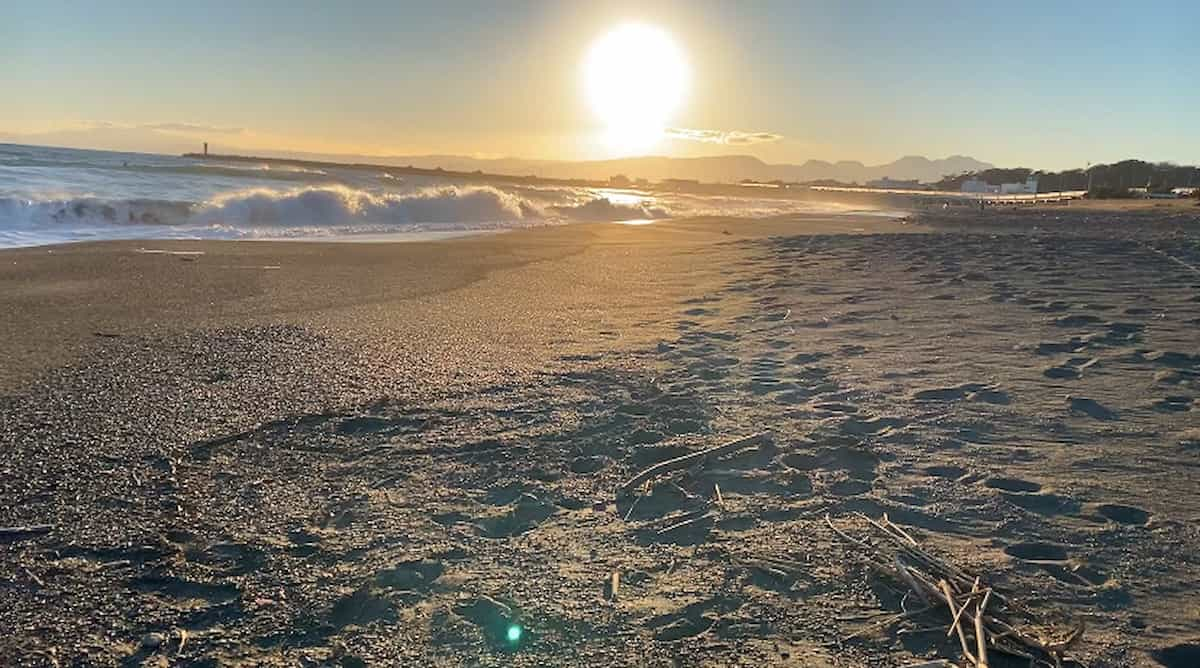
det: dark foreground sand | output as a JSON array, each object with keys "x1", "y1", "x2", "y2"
[{"x1": 1, "y1": 209, "x2": 1199, "y2": 667}]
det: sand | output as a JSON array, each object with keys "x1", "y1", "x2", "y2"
[{"x1": 1, "y1": 208, "x2": 1198, "y2": 667}]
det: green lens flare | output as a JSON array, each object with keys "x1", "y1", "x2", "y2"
[{"x1": 506, "y1": 624, "x2": 522, "y2": 643}]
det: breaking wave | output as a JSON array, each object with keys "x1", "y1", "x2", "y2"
[
  {"x1": 194, "y1": 185, "x2": 541, "y2": 226},
  {"x1": 551, "y1": 197, "x2": 670, "y2": 221},
  {"x1": 0, "y1": 185, "x2": 681, "y2": 229},
  {"x1": 0, "y1": 185, "x2": 683, "y2": 246}
]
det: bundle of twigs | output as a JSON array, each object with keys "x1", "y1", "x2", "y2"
[{"x1": 826, "y1": 513, "x2": 1085, "y2": 668}]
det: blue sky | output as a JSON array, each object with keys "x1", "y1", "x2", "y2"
[{"x1": 2, "y1": 0, "x2": 1196, "y2": 169}]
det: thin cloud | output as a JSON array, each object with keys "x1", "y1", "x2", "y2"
[
  {"x1": 142, "y1": 122, "x2": 246, "y2": 135},
  {"x1": 665, "y1": 127, "x2": 783, "y2": 145}
]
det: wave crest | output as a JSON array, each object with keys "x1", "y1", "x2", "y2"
[
  {"x1": 195, "y1": 185, "x2": 539, "y2": 226},
  {"x1": 551, "y1": 197, "x2": 670, "y2": 221}
]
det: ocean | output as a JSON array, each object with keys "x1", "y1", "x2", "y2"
[{"x1": 0, "y1": 144, "x2": 892, "y2": 248}]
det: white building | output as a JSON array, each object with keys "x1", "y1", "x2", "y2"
[
  {"x1": 1000, "y1": 177, "x2": 1039, "y2": 194},
  {"x1": 961, "y1": 178, "x2": 999, "y2": 194}
]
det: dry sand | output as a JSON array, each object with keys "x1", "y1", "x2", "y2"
[{"x1": 1, "y1": 208, "x2": 1198, "y2": 667}]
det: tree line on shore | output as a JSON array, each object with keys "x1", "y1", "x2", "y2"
[{"x1": 932, "y1": 160, "x2": 1200, "y2": 197}]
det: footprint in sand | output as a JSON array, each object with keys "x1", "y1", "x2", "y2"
[
  {"x1": 1145, "y1": 351, "x2": 1200, "y2": 369},
  {"x1": 645, "y1": 597, "x2": 740, "y2": 641},
  {"x1": 376, "y1": 559, "x2": 445, "y2": 594},
  {"x1": 476, "y1": 491, "x2": 558, "y2": 538},
  {"x1": 1036, "y1": 338, "x2": 1087, "y2": 355},
  {"x1": 1044, "y1": 365, "x2": 1082, "y2": 380},
  {"x1": 1152, "y1": 396, "x2": 1194, "y2": 412},
  {"x1": 1152, "y1": 643, "x2": 1200, "y2": 668},
  {"x1": 1052, "y1": 314, "x2": 1104, "y2": 327},
  {"x1": 913, "y1": 383, "x2": 1009, "y2": 404},
  {"x1": 453, "y1": 594, "x2": 522, "y2": 646},
  {"x1": 829, "y1": 478, "x2": 872, "y2": 496},
  {"x1": 570, "y1": 455, "x2": 609, "y2": 474},
  {"x1": 984, "y1": 477, "x2": 1041, "y2": 493},
  {"x1": 923, "y1": 465, "x2": 966, "y2": 479},
  {"x1": 1067, "y1": 396, "x2": 1117, "y2": 420},
  {"x1": 186, "y1": 540, "x2": 266, "y2": 576},
  {"x1": 1002, "y1": 492, "x2": 1080, "y2": 515},
  {"x1": 1004, "y1": 542, "x2": 1069, "y2": 562},
  {"x1": 1096, "y1": 504, "x2": 1150, "y2": 526}
]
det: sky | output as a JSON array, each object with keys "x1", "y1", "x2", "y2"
[{"x1": 2, "y1": 0, "x2": 1197, "y2": 170}]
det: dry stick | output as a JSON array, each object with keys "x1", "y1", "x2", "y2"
[
  {"x1": 947, "y1": 577, "x2": 982, "y2": 638},
  {"x1": 975, "y1": 589, "x2": 992, "y2": 668},
  {"x1": 882, "y1": 513, "x2": 919, "y2": 546},
  {"x1": 855, "y1": 513, "x2": 962, "y2": 580},
  {"x1": 621, "y1": 493, "x2": 643, "y2": 521},
  {"x1": 825, "y1": 515, "x2": 905, "y2": 578},
  {"x1": 657, "y1": 512, "x2": 715, "y2": 536},
  {"x1": 896, "y1": 557, "x2": 931, "y2": 604},
  {"x1": 950, "y1": 575, "x2": 979, "y2": 638},
  {"x1": 841, "y1": 604, "x2": 935, "y2": 641},
  {"x1": 0, "y1": 525, "x2": 53, "y2": 538},
  {"x1": 714, "y1": 483, "x2": 724, "y2": 508},
  {"x1": 838, "y1": 513, "x2": 1080, "y2": 666},
  {"x1": 617, "y1": 432, "x2": 770, "y2": 498},
  {"x1": 939, "y1": 579, "x2": 977, "y2": 666}
]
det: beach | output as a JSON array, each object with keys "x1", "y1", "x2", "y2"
[{"x1": 2, "y1": 208, "x2": 1199, "y2": 666}]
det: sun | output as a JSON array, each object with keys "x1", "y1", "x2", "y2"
[{"x1": 584, "y1": 23, "x2": 689, "y2": 154}]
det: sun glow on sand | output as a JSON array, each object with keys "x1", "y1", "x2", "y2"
[{"x1": 584, "y1": 23, "x2": 689, "y2": 154}]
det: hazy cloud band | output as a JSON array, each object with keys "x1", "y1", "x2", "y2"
[{"x1": 665, "y1": 127, "x2": 783, "y2": 145}]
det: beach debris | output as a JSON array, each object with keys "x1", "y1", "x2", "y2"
[
  {"x1": 136, "y1": 249, "x2": 204, "y2": 257},
  {"x1": 606, "y1": 571, "x2": 620, "y2": 601},
  {"x1": 617, "y1": 432, "x2": 771, "y2": 498},
  {"x1": 826, "y1": 513, "x2": 1085, "y2": 668},
  {"x1": 0, "y1": 525, "x2": 53, "y2": 540}
]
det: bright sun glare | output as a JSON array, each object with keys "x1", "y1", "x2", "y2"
[{"x1": 585, "y1": 23, "x2": 689, "y2": 154}]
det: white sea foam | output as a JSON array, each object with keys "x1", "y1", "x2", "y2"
[
  {"x1": 194, "y1": 185, "x2": 540, "y2": 227},
  {"x1": 551, "y1": 197, "x2": 670, "y2": 221}
]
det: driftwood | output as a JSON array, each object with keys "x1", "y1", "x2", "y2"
[
  {"x1": 0, "y1": 525, "x2": 53, "y2": 539},
  {"x1": 617, "y1": 432, "x2": 770, "y2": 498},
  {"x1": 827, "y1": 513, "x2": 1085, "y2": 668}
]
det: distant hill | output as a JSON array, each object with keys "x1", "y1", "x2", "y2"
[
  {"x1": 265, "y1": 150, "x2": 994, "y2": 185},
  {"x1": 932, "y1": 159, "x2": 1200, "y2": 195}
]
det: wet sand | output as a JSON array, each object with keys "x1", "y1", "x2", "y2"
[{"x1": 2, "y1": 209, "x2": 1199, "y2": 667}]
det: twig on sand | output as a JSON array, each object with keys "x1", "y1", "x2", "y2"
[
  {"x1": 0, "y1": 525, "x2": 53, "y2": 539},
  {"x1": 621, "y1": 493, "x2": 643, "y2": 521},
  {"x1": 841, "y1": 604, "x2": 935, "y2": 641},
  {"x1": 976, "y1": 589, "x2": 992, "y2": 668},
  {"x1": 656, "y1": 511, "x2": 715, "y2": 536},
  {"x1": 607, "y1": 571, "x2": 620, "y2": 601},
  {"x1": 947, "y1": 577, "x2": 982, "y2": 638},
  {"x1": 617, "y1": 432, "x2": 770, "y2": 498},
  {"x1": 897, "y1": 557, "x2": 931, "y2": 605},
  {"x1": 827, "y1": 513, "x2": 1085, "y2": 668},
  {"x1": 939, "y1": 580, "x2": 976, "y2": 666}
]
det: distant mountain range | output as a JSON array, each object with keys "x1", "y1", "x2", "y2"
[
  {"x1": 274, "y1": 151, "x2": 994, "y2": 185},
  {"x1": 1, "y1": 123, "x2": 994, "y2": 184}
]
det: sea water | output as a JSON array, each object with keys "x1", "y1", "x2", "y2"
[{"x1": 0, "y1": 144, "x2": 892, "y2": 248}]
